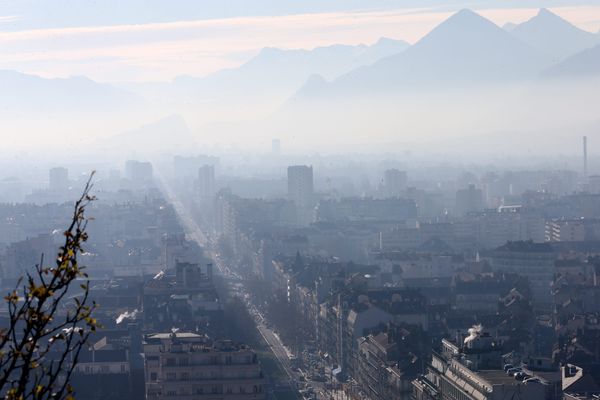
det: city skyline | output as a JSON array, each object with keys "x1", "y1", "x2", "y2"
[{"x1": 3, "y1": 2, "x2": 600, "y2": 400}]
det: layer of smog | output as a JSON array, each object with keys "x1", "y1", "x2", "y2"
[{"x1": 1, "y1": 2, "x2": 600, "y2": 400}]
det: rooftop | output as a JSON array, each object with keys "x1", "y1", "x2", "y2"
[
  {"x1": 147, "y1": 332, "x2": 203, "y2": 340},
  {"x1": 477, "y1": 370, "x2": 523, "y2": 386},
  {"x1": 495, "y1": 241, "x2": 553, "y2": 253}
]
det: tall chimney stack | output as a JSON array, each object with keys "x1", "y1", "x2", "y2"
[{"x1": 584, "y1": 136, "x2": 588, "y2": 179}]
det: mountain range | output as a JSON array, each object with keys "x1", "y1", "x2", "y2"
[
  {"x1": 170, "y1": 37, "x2": 410, "y2": 98},
  {"x1": 95, "y1": 114, "x2": 198, "y2": 157},
  {"x1": 291, "y1": 8, "x2": 600, "y2": 101},
  {"x1": 267, "y1": 8, "x2": 600, "y2": 155},
  {"x1": 544, "y1": 43, "x2": 600, "y2": 77},
  {"x1": 509, "y1": 8, "x2": 599, "y2": 61},
  {"x1": 0, "y1": 70, "x2": 139, "y2": 112},
  {"x1": 121, "y1": 37, "x2": 411, "y2": 128},
  {"x1": 2, "y1": 7, "x2": 600, "y2": 151},
  {"x1": 3, "y1": 8, "x2": 599, "y2": 115}
]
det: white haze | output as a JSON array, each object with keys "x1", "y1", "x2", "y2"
[{"x1": 0, "y1": 6, "x2": 599, "y2": 162}]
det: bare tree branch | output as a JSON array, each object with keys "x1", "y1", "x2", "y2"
[{"x1": 0, "y1": 173, "x2": 99, "y2": 400}]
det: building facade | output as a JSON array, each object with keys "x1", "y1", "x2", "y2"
[{"x1": 144, "y1": 333, "x2": 266, "y2": 400}]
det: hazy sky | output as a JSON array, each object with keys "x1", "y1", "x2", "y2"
[{"x1": 1, "y1": 1, "x2": 600, "y2": 82}]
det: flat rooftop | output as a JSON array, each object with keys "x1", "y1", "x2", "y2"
[
  {"x1": 147, "y1": 332, "x2": 203, "y2": 340},
  {"x1": 477, "y1": 370, "x2": 522, "y2": 386}
]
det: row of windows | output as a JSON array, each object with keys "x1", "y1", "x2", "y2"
[
  {"x1": 150, "y1": 371, "x2": 261, "y2": 381},
  {"x1": 162, "y1": 385, "x2": 263, "y2": 396},
  {"x1": 163, "y1": 355, "x2": 254, "y2": 366},
  {"x1": 77, "y1": 364, "x2": 127, "y2": 374}
]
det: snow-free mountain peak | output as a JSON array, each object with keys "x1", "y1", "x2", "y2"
[
  {"x1": 320, "y1": 9, "x2": 549, "y2": 94},
  {"x1": 509, "y1": 8, "x2": 599, "y2": 60}
]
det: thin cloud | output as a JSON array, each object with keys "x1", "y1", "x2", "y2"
[
  {"x1": 0, "y1": 6, "x2": 598, "y2": 82},
  {"x1": 0, "y1": 15, "x2": 18, "y2": 23}
]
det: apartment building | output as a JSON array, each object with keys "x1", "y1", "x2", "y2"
[
  {"x1": 144, "y1": 332, "x2": 266, "y2": 400},
  {"x1": 412, "y1": 329, "x2": 556, "y2": 400}
]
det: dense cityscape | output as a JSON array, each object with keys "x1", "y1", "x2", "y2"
[
  {"x1": 1, "y1": 147, "x2": 600, "y2": 399},
  {"x1": 2, "y1": 1, "x2": 600, "y2": 400}
]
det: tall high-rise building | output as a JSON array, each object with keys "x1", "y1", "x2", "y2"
[
  {"x1": 125, "y1": 160, "x2": 153, "y2": 183},
  {"x1": 588, "y1": 175, "x2": 600, "y2": 194},
  {"x1": 198, "y1": 165, "x2": 215, "y2": 199},
  {"x1": 174, "y1": 155, "x2": 219, "y2": 179},
  {"x1": 271, "y1": 139, "x2": 281, "y2": 155},
  {"x1": 455, "y1": 184, "x2": 484, "y2": 216},
  {"x1": 49, "y1": 167, "x2": 69, "y2": 192},
  {"x1": 287, "y1": 165, "x2": 314, "y2": 208},
  {"x1": 383, "y1": 169, "x2": 407, "y2": 198}
]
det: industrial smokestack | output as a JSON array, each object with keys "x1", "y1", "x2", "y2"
[{"x1": 584, "y1": 136, "x2": 588, "y2": 179}]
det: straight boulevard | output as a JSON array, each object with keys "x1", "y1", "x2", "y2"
[{"x1": 157, "y1": 179, "x2": 307, "y2": 399}]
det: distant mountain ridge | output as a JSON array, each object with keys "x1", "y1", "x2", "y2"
[
  {"x1": 508, "y1": 8, "x2": 600, "y2": 60},
  {"x1": 3, "y1": 7, "x2": 600, "y2": 154},
  {"x1": 543, "y1": 43, "x2": 600, "y2": 77},
  {"x1": 293, "y1": 9, "x2": 551, "y2": 99},
  {"x1": 169, "y1": 37, "x2": 410, "y2": 98},
  {"x1": 96, "y1": 114, "x2": 198, "y2": 156},
  {"x1": 123, "y1": 37, "x2": 411, "y2": 127},
  {"x1": 0, "y1": 69, "x2": 139, "y2": 112}
]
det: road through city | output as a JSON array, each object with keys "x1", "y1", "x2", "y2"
[{"x1": 157, "y1": 176, "x2": 304, "y2": 399}]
